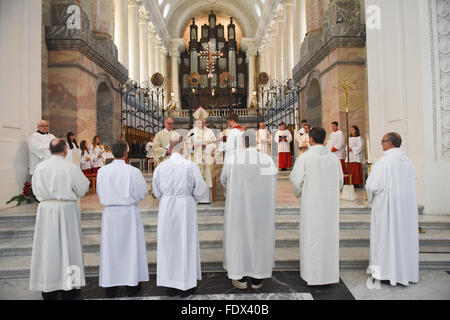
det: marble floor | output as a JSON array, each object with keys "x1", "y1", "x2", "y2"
[{"x1": 0, "y1": 270, "x2": 448, "y2": 300}]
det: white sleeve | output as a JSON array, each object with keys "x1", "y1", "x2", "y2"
[
  {"x1": 289, "y1": 155, "x2": 306, "y2": 198},
  {"x1": 71, "y1": 166, "x2": 90, "y2": 198},
  {"x1": 131, "y1": 168, "x2": 148, "y2": 202},
  {"x1": 365, "y1": 161, "x2": 385, "y2": 203},
  {"x1": 152, "y1": 167, "x2": 162, "y2": 200},
  {"x1": 192, "y1": 164, "x2": 208, "y2": 202}
]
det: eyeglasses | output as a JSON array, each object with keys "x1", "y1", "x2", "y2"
[{"x1": 381, "y1": 140, "x2": 390, "y2": 143}]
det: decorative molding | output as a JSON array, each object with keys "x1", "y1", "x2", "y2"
[
  {"x1": 430, "y1": 0, "x2": 450, "y2": 161},
  {"x1": 45, "y1": 2, "x2": 128, "y2": 83},
  {"x1": 293, "y1": 36, "x2": 366, "y2": 82}
]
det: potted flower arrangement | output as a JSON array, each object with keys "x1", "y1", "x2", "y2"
[{"x1": 6, "y1": 182, "x2": 39, "y2": 206}]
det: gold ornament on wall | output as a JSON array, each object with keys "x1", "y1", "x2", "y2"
[
  {"x1": 220, "y1": 72, "x2": 232, "y2": 87},
  {"x1": 151, "y1": 73, "x2": 165, "y2": 87},
  {"x1": 189, "y1": 72, "x2": 201, "y2": 86},
  {"x1": 257, "y1": 72, "x2": 269, "y2": 86}
]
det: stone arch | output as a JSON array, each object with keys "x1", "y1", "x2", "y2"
[
  {"x1": 96, "y1": 76, "x2": 115, "y2": 147},
  {"x1": 306, "y1": 72, "x2": 322, "y2": 128}
]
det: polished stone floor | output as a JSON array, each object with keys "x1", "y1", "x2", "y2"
[{"x1": 0, "y1": 270, "x2": 449, "y2": 300}]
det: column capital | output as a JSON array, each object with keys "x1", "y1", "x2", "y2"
[
  {"x1": 139, "y1": 11, "x2": 149, "y2": 23},
  {"x1": 281, "y1": 0, "x2": 294, "y2": 6},
  {"x1": 128, "y1": 0, "x2": 140, "y2": 9}
]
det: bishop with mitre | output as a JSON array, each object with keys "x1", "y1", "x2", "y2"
[{"x1": 185, "y1": 107, "x2": 217, "y2": 203}]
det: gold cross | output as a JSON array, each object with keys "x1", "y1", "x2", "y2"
[
  {"x1": 198, "y1": 42, "x2": 224, "y2": 79},
  {"x1": 339, "y1": 78, "x2": 356, "y2": 113}
]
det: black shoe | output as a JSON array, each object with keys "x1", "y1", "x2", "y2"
[
  {"x1": 42, "y1": 291, "x2": 60, "y2": 300},
  {"x1": 60, "y1": 289, "x2": 81, "y2": 300},
  {"x1": 250, "y1": 278, "x2": 264, "y2": 290},
  {"x1": 105, "y1": 286, "x2": 118, "y2": 299},
  {"x1": 126, "y1": 283, "x2": 142, "y2": 297},
  {"x1": 180, "y1": 287, "x2": 196, "y2": 298},
  {"x1": 166, "y1": 288, "x2": 178, "y2": 297}
]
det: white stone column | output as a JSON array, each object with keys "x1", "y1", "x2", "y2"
[
  {"x1": 139, "y1": 11, "x2": 149, "y2": 84},
  {"x1": 93, "y1": 0, "x2": 114, "y2": 38},
  {"x1": 114, "y1": 0, "x2": 129, "y2": 68},
  {"x1": 160, "y1": 47, "x2": 167, "y2": 78},
  {"x1": 283, "y1": 0, "x2": 294, "y2": 79},
  {"x1": 293, "y1": 0, "x2": 307, "y2": 62},
  {"x1": 154, "y1": 36, "x2": 162, "y2": 74},
  {"x1": 270, "y1": 29, "x2": 277, "y2": 80},
  {"x1": 276, "y1": 11, "x2": 284, "y2": 81},
  {"x1": 170, "y1": 44, "x2": 180, "y2": 108},
  {"x1": 127, "y1": 0, "x2": 140, "y2": 83},
  {"x1": 148, "y1": 24, "x2": 155, "y2": 77},
  {"x1": 160, "y1": 47, "x2": 169, "y2": 105},
  {"x1": 247, "y1": 45, "x2": 257, "y2": 108},
  {"x1": 258, "y1": 45, "x2": 266, "y2": 75}
]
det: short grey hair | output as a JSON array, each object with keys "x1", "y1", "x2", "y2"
[
  {"x1": 386, "y1": 132, "x2": 402, "y2": 148},
  {"x1": 112, "y1": 140, "x2": 128, "y2": 159}
]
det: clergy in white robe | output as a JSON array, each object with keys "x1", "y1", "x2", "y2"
[
  {"x1": 366, "y1": 132, "x2": 419, "y2": 286},
  {"x1": 29, "y1": 139, "x2": 90, "y2": 299},
  {"x1": 96, "y1": 140, "x2": 149, "y2": 297},
  {"x1": 220, "y1": 132, "x2": 277, "y2": 289},
  {"x1": 152, "y1": 135, "x2": 208, "y2": 295},
  {"x1": 274, "y1": 124, "x2": 293, "y2": 170},
  {"x1": 28, "y1": 120, "x2": 56, "y2": 175},
  {"x1": 256, "y1": 123, "x2": 272, "y2": 156},
  {"x1": 328, "y1": 121, "x2": 346, "y2": 173},
  {"x1": 186, "y1": 108, "x2": 217, "y2": 203},
  {"x1": 289, "y1": 127, "x2": 343, "y2": 286},
  {"x1": 296, "y1": 124, "x2": 311, "y2": 157}
]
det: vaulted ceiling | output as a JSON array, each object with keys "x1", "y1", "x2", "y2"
[{"x1": 145, "y1": 0, "x2": 276, "y2": 41}]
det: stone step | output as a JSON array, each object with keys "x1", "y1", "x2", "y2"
[
  {"x1": 0, "y1": 205, "x2": 429, "y2": 225},
  {"x1": 1, "y1": 247, "x2": 449, "y2": 280},
  {"x1": 1, "y1": 229, "x2": 449, "y2": 257},
  {"x1": 0, "y1": 213, "x2": 447, "y2": 239}
]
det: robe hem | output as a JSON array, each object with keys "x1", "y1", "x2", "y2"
[{"x1": 157, "y1": 279, "x2": 200, "y2": 291}]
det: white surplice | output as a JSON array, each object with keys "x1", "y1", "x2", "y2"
[
  {"x1": 80, "y1": 151, "x2": 93, "y2": 171},
  {"x1": 289, "y1": 145, "x2": 343, "y2": 285},
  {"x1": 365, "y1": 148, "x2": 419, "y2": 286},
  {"x1": 225, "y1": 127, "x2": 245, "y2": 157},
  {"x1": 89, "y1": 144, "x2": 105, "y2": 168},
  {"x1": 28, "y1": 132, "x2": 56, "y2": 175},
  {"x1": 96, "y1": 160, "x2": 149, "y2": 287},
  {"x1": 152, "y1": 153, "x2": 208, "y2": 291},
  {"x1": 348, "y1": 136, "x2": 365, "y2": 163},
  {"x1": 29, "y1": 155, "x2": 90, "y2": 292},
  {"x1": 274, "y1": 130, "x2": 292, "y2": 153},
  {"x1": 328, "y1": 130, "x2": 346, "y2": 160},
  {"x1": 145, "y1": 141, "x2": 153, "y2": 158},
  {"x1": 220, "y1": 148, "x2": 277, "y2": 280},
  {"x1": 256, "y1": 129, "x2": 272, "y2": 155}
]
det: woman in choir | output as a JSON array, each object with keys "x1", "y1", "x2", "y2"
[
  {"x1": 89, "y1": 136, "x2": 105, "y2": 175},
  {"x1": 66, "y1": 132, "x2": 81, "y2": 162},
  {"x1": 348, "y1": 126, "x2": 365, "y2": 187},
  {"x1": 80, "y1": 140, "x2": 92, "y2": 175}
]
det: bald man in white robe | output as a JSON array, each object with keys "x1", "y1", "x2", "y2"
[
  {"x1": 366, "y1": 133, "x2": 419, "y2": 286},
  {"x1": 29, "y1": 139, "x2": 89, "y2": 300}
]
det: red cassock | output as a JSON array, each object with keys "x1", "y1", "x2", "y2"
[
  {"x1": 345, "y1": 162, "x2": 363, "y2": 185},
  {"x1": 278, "y1": 153, "x2": 292, "y2": 169}
]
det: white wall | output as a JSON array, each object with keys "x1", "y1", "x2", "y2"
[
  {"x1": 0, "y1": 0, "x2": 42, "y2": 210},
  {"x1": 366, "y1": 0, "x2": 450, "y2": 214}
]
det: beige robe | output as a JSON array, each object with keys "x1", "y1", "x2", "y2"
[{"x1": 152, "y1": 129, "x2": 173, "y2": 166}]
